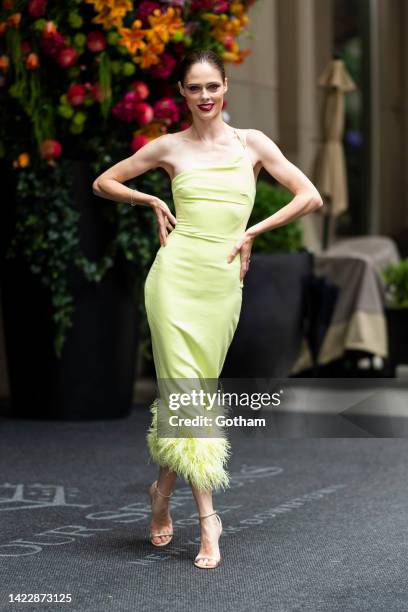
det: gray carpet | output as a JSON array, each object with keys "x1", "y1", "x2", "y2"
[{"x1": 0, "y1": 406, "x2": 407, "y2": 612}]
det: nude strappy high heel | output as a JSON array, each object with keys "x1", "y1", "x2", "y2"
[
  {"x1": 148, "y1": 480, "x2": 173, "y2": 547},
  {"x1": 194, "y1": 511, "x2": 223, "y2": 569}
]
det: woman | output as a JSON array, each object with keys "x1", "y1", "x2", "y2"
[{"x1": 92, "y1": 49, "x2": 323, "y2": 569}]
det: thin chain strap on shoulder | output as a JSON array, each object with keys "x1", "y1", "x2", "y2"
[{"x1": 233, "y1": 128, "x2": 247, "y2": 151}]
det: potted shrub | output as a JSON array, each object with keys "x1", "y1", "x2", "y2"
[
  {"x1": 221, "y1": 179, "x2": 313, "y2": 379},
  {"x1": 382, "y1": 258, "x2": 408, "y2": 377}
]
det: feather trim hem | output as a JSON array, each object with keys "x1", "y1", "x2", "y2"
[{"x1": 146, "y1": 398, "x2": 231, "y2": 492}]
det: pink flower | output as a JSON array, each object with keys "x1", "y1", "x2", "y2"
[
  {"x1": 130, "y1": 80, "x2": 150, "y2": 101},
  {"x1": 153, "y1": 97, "x2": 180, "y2": 124},
  {"x1": 124, "y1": 91, "x2": 139, "y2": 104},
  {"x1": 67, "y1": 83, "x2": 86, "y2": 106},
  {"x1": 28, "y1": 0, "x2": 47, "y2": 18},
  {"x1": 134, "y1": 102, "x2": 154, "y2": 125},
  {"x1": 213, "y1": 0, "x2": 229, "y2": 13},
  {"x1": 131, "y1": 134, "x2": 150, "y2": 152},
  {"x1": 150, "y1": 52, "x2": 176, "y2": 79},
  {"x1": 87, "y1": 31, "x2": 106, "y2": 53},
  {"x1": 40, "y1": 139, "x2": 62, "y2": 161},
  {"x1": 112, "y1": 101, "x2": 133, "y2": 123},
  {"x1": 57, "y1": 47, "x2": 78, "y2": 68}
]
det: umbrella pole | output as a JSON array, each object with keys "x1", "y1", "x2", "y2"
[
  {"x1": 322, "y1": 215, "x2": 330, "y2": 251},
  {"x1": 321, "y1": 198, "x2": 337, "y2": 250}
]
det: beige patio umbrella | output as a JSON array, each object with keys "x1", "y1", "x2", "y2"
[{"x1": 314, "y1": 58, "x2": 357, "y2": 249}]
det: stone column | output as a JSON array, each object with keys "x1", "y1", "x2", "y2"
[
  {"x1": 227, "y1": 0, "x2": 280, "y2": 137},
  {"x1": 277, "y1": 0, "x2": 333, "y2": 252},
  {"x1": 370, "y1": 0, "x2": 406, "y2": 235}
]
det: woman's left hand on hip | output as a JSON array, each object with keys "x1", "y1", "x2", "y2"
[{"x1": 227, "y1": 232, "x2": 254, "y2": 281}]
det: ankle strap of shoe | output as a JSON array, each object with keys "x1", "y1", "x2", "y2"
[
  {"x1": 199, "y1": 511, "x2": 217, "y2": 520},
  {"x1": 155, "y1": 484, "x2": 173, "y2": 498}
]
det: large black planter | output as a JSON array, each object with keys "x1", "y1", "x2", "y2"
[
  {"x1": 385, "y1": 307, "x2": 408, "y2": 377},
  {"x1": 221, "y1": 250, "x2": 313, "y2": 378},
  {"x1": 1, "y1": 160, "x2": 140, "y2": 420}
]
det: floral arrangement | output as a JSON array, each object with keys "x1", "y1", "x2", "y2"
[{"x1": 0, "y1": 0, "x2": 257, "y2": 356}]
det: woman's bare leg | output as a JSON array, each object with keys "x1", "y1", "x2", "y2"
[
  {"x1": 191, "y1": 485, "x2": 222, "y2": 567},
  {"x1": 150, "y1": 466, "x2": 177, "y2": 545}
]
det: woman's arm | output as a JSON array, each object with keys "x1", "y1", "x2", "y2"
[
  {"x1": 92, "y1": 134, "x2": 167, "y2": 207},
  {"x1": 92, "y1": 134, "x2": 177, "y2": 246},
  {"x1": 227, "y1": 129, "x2": 323, "y2": 278},
  {"x1": 245, "y1": 129, "x2": 323, "y2": 239}
]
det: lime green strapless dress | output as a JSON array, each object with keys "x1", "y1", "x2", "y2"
[{"x1": 145, "y1": 130, "x2": 256, "y2": 491}]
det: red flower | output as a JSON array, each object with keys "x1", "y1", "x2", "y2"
[
  {"x1": 39, "y1": 31, "x2": 65, "y2": 58},
  {"x1": 131, "y1": 134, "x2": 150, "y2": 152},
  {"x1": 28, "y1": 0, "x2": 46, "y2": 18},
  {"x1": 67, "y1": 83, "x2": 86, "y2": 106},
  {"x1": 40, "y1": 139, "x2": 62, "y2": 161},
  {"x1": 86, "y1": 31, "x2": 106, "y2": 53},
  {"x1": 149, "y1": 52, "x2": 176, "y2": 79},
  {"x1": 57, "y1": 47, "x2": 78, "y2": 68},
  {"x1": 223, "y1": 34, "x2": 234, "y2": 51},
  {"x1": 134, "y1": 102, "x2": 154, "y2": 125},
  {"x1": 191, "y1": 0, "x2": 216, "y2": 10}
]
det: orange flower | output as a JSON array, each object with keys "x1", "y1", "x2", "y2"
[
  {"x1": 6, "y1": 12, "x2": 21, "y2": 27},
  {"x1": 135, "y1": 121, "x2": 167, "y2": 140},
  {"x1": 0, "y1": 54, "x2": 9, "y2": 71},
  {"x1": 134, "y1": 46, "x2": 163, "y2": 69},
  {"x1": 25, "y1": 52, "x2": 39, "y2": 69},
  {"x1": 222, "y1": 47, "x2": 251, "y2": 64},
  {"x1": 202, "y1": 11, "x2": 248, "y2": 48},
  {"x1": 85, "y1": 0, "x2": 133, "y2": 30},
  {"x1": 117, "y1": 19, "x2": 147, "y2": 55},
  {"x1": 230, "y1": 2, "x2": 244, "y2": 16},
  {"x1": 147, "y1": 7, "x2": 184, "y2": 45},
  {"x1": 42, "y1": 20, "x2": 58, "y2": 36},
  {"x1": 12, "y1": 153, "x2": 30, "y2": 169},
  {"x1": 0, "y1": 22, "x2": 7, "y2": 36}
]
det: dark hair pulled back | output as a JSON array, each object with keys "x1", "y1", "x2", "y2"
[{"x1": 178, "y1": 49, "x2": 226, "y2": 85}]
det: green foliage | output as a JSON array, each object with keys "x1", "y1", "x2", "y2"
[
  {"x1": 249, "y1": 180, "x2": 303, "y2": 253},
  {"x1": 382, "y1": 259, "x2": 408, "y2": 309},
  {"x1": 6, "y1": 156, "x2": 169, "y2": 357}
]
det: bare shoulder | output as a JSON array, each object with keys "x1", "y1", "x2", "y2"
[
  {"x1": 245, "y1": 129, "x2": 278, "y2": 149},
  {"x1": 151, "y1": 131, "x2": 185, "y2": 161},
  {"x1": 138, "y1": 132, "x2": 173, "y2": 161}
]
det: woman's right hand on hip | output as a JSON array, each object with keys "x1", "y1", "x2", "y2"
[{"x1": 149, "y1": 196, "x2": 177, "y2": 246}]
